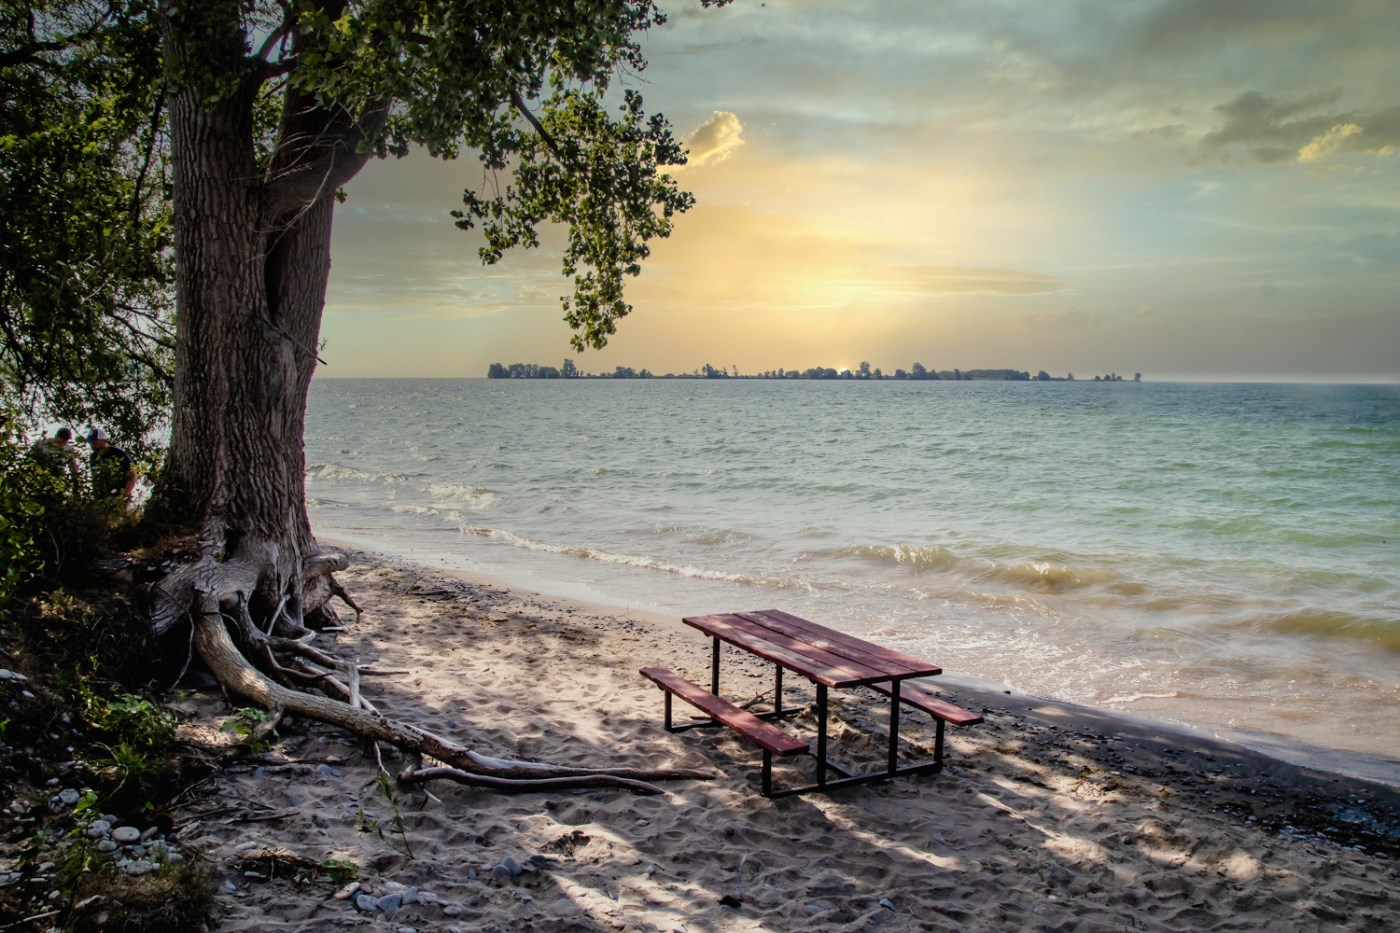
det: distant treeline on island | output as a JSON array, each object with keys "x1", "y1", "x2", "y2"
[{"x1": 487, "y1": 361, "x2": 1141, "y2": 382}]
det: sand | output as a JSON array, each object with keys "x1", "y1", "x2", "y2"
[{"x1": 170, "y1": 549, "x2": 1400, "y2": 931}]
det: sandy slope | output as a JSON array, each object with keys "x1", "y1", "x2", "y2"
[{"x1": 171, "y1": 551, "x2": 1400, "y2": 932}]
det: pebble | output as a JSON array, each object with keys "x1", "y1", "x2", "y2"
[
  {"x1": 57, "y1": 789, "x2": 81, "y2": 807},
  {"x1": 502, "y1": 856, "x2": 522, "y2": 877},
  {"x1": 0, "y1": 669, "x2": 26, "y2": 681},
  {"x1": 354, "y1": 893, "x2": 377, "y2": 912},
  {"x1": 316, "y1": 764, "x2": 341, "y2": 778},
  {"x1": 112, "y1": 826, "x2": 141, "y2": 844},
  {"x1": 879, "y1": 897, "x2": 897, "y2": 912},
  {"x1": 85, "y1": 820, "x2": 112, "y2": 838}
]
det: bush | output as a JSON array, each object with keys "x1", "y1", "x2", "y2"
[{"x1": 0, "y1": 420, "x2": 116, "y2": 607}]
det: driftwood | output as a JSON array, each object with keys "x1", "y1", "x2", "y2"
[{"x1": 151, "y1": 547, "x2": 712, "y2": 795}]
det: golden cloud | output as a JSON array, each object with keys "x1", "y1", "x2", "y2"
[
  {"x1": 682, "y1": 111, "x2": 745, "y2": 168},
  {"x1": 1298, "y1": 123, "x2": 1364, "y2": 163}
]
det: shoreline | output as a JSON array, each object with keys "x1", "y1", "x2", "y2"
[
  {"x1": 167, "y1": 545, "x2": 1400, "y2": 931},
  {"x1": 322, "y1": 535, "x2": 1400, "y2": 793}
]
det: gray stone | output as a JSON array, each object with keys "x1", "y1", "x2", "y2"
[
  {"x1": 502, "y1": 857, "x2": 522, "y2": 876},
  {"x1": 316, "y1": 764, "x2": 341, "y2": 778},
  {"x1": 490, "y1": 864, "x2": 513, "y2": 884},
  {"x1": 112, "y1": 826, "x2": 141, "y2": 844},
  {"x1": 85, "y1": 820, "x2": 112, "y2": 838},
  {"x1": 377, "y1": 893, "x2": 403, "y2": 913},
  {"x1": 354, "y1": 893, "x2": 377, "y2": 912}
]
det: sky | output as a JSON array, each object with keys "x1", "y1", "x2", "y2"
[{"x1": 321, "y1": 0, "x2": 1400, "y2": 382}]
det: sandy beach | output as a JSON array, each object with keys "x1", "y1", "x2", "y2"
[{"x1": 170, "y1": 548, "x2": 1400, "y2": 931}]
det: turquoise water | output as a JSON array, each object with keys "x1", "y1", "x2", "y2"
[{"x1": 304, "y1": 379, "x2": 1400, "y2": 779}]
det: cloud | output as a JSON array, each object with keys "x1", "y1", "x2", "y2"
[
  {"x1": 899, "y1": 266, "x2": 1071, "y2": 296},
  {"x1": 1199, "y1": 91, "x2": 1400, "y2": 164},
  {"x1": 1298, "y1": 123, "x2": 1364, "y2": 163},
  {"x1": 682, "y1": 111, "x2": 745, "y2": 167},
  {"x1": 1018, "y1": 306, "x2": 1101, "y2": 330}
]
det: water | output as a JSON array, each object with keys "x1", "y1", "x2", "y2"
[{"x1": 304, "y1": 378, "x2": 1400, "y2": 781}]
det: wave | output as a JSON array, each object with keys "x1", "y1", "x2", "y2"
[
  {"x1": 307, "y1": 463, "x2": 412, "y2": 484},
  {"x1": 851, "y1": 543, "x2": 1134, "y2": 596},
  {"x1": 458, "y1": 525, "x2": 801, "y2": 589},
  {"x1": 390, "y1": 504, "x2": 440, "y2": 517},
  {"x1": 976, "y1": 560, "x2": 1125, "y2": 594},
  {"x1": 1239, "y1": 608, "x2": 1400, "y2": 652},
  {"x1": 422, "y1": 482, "x2": 496, "y2": 510},
  {"x1": 851, "y1": 544, "x2": 960, "y2": 571}
]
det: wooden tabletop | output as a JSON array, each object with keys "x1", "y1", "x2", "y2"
[{"x1": 681, "y1": 609, "x2": 941, "y2": 688}]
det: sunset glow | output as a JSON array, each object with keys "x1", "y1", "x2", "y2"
[{"x1": 323, "y1": 0, "x2": 1400, "y2": 382}]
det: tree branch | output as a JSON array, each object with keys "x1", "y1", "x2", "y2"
[
  {"x1": 510, "y1": 89, "x2": 569, "y2": 165},
  {"x1": 263, "y1": 100, "x2": 391, "y2": 218}
]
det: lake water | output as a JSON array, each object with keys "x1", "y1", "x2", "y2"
[{"x1": 304, "y1": 378, "x2": 1400, "y2": 783}]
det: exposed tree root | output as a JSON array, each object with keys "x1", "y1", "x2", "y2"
[{"x1": 189, "y1": 578, "x2": 714, "y2": 795}]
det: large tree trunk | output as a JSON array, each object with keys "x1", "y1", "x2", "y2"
[
  {"x1": 154, "y1": 10, "x2": 320, "y2": 630},
  {"x1": 144, "y1": 8, "x2": 704, "y2": 794}
]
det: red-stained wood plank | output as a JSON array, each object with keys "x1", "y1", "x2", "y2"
[
  {"x1": 682, "y1": 613, "x2": 890, "y2": 687},
  {"x1": 740, "y1": 610, "x2": 941, "y2": 679},
  {"x1": 640, "y1": 667, "x2": 809, "y2": 756},
  {"x1": 867, "y1": 680, "x2": 984, "y2": 726}
]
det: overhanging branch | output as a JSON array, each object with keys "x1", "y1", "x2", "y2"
[{"x1": 263, "y1": 100, "x2": 391, "y2": 218}]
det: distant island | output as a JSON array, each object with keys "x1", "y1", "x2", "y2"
[{"x1": 487, "y1": 361, "x2": 1141, "y2": 382}]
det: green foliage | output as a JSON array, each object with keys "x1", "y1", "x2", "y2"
[
  {"x1": 0, "y1": 2, "x2": 174, "y2": 451},
  {"x1": 320, "y1": 858, "x2": 359, "y2": 883},
  {"x1": 85, "y1": 691, "x2": 177, "y2": 751},
  {"x1": 0, "y1": 413, "x2": 128, "y2": 606},
  {"x1": 166, "y1": 0, "x2": 731, "y2": 352},
  {"x1": 220, "y1": 704, "x2": 276, "y2": 755},
  {"x1": 0, "y1": 426, "x2": 51, "y2": 604},
  {"x1": 82, "y1": 690, "x2": 181, "y2": 802}
]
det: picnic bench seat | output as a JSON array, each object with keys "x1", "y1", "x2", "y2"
[
  {"x1": 640, "y1": 666, "x2": 808, "y2": 796},
  {"x1": 868, "y1": 679, "x2": 982, "y2": 765}
]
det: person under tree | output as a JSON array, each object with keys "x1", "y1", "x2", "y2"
[{"x1": 86, "y1": 428, "x2": 136, "y2": 502}]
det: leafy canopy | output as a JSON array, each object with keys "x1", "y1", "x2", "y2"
[
  {"x1": 0, "y1": 1, "x2": 173, "y2": 448},
  {"x1": 172, "y1": 0, "x2": 732, "y2": 350}
]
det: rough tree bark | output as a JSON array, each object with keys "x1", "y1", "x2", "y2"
[{"x1": 145, "y1": 6, "x2": 708, "y2": 794}]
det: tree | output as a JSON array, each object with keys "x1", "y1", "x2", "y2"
[
  {"x1": 11, "y1": 0, "x2": 730, "y2": 793},
  {"x1": 0, "y1": 2, "x2": 174, "y2": 451}
]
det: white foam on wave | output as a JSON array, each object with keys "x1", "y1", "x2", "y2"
[
  {"x1": 307, "y1": 463, "x2": 410, "y2": 484},
  {"x1": 391, "y1": 504, "x2": 440, "y2": 516},
  {"x1": 424, "y1": 482, "x2": 497, "y2": 510},
  {"x1": 1103, "y1": 691, "x2": 1180, "y2": 705},
  {"x1": 458, "y1": 524, "x2": 800, "y2": 589}
]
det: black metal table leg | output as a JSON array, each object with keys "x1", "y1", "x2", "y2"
[
  {"x1": 710, "y1": 636, "x2": 721, "y2": 695},
  {"x1": 816, "y1": 684, "x2": 829, "y2": 787},
  {"x1": 887, "y1": 680, "x2": 902, "y2": 775}
]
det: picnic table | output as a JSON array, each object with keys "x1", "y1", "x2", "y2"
[{"x1": 641, "y1": 609, "x2": 982, "y2": 797}]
